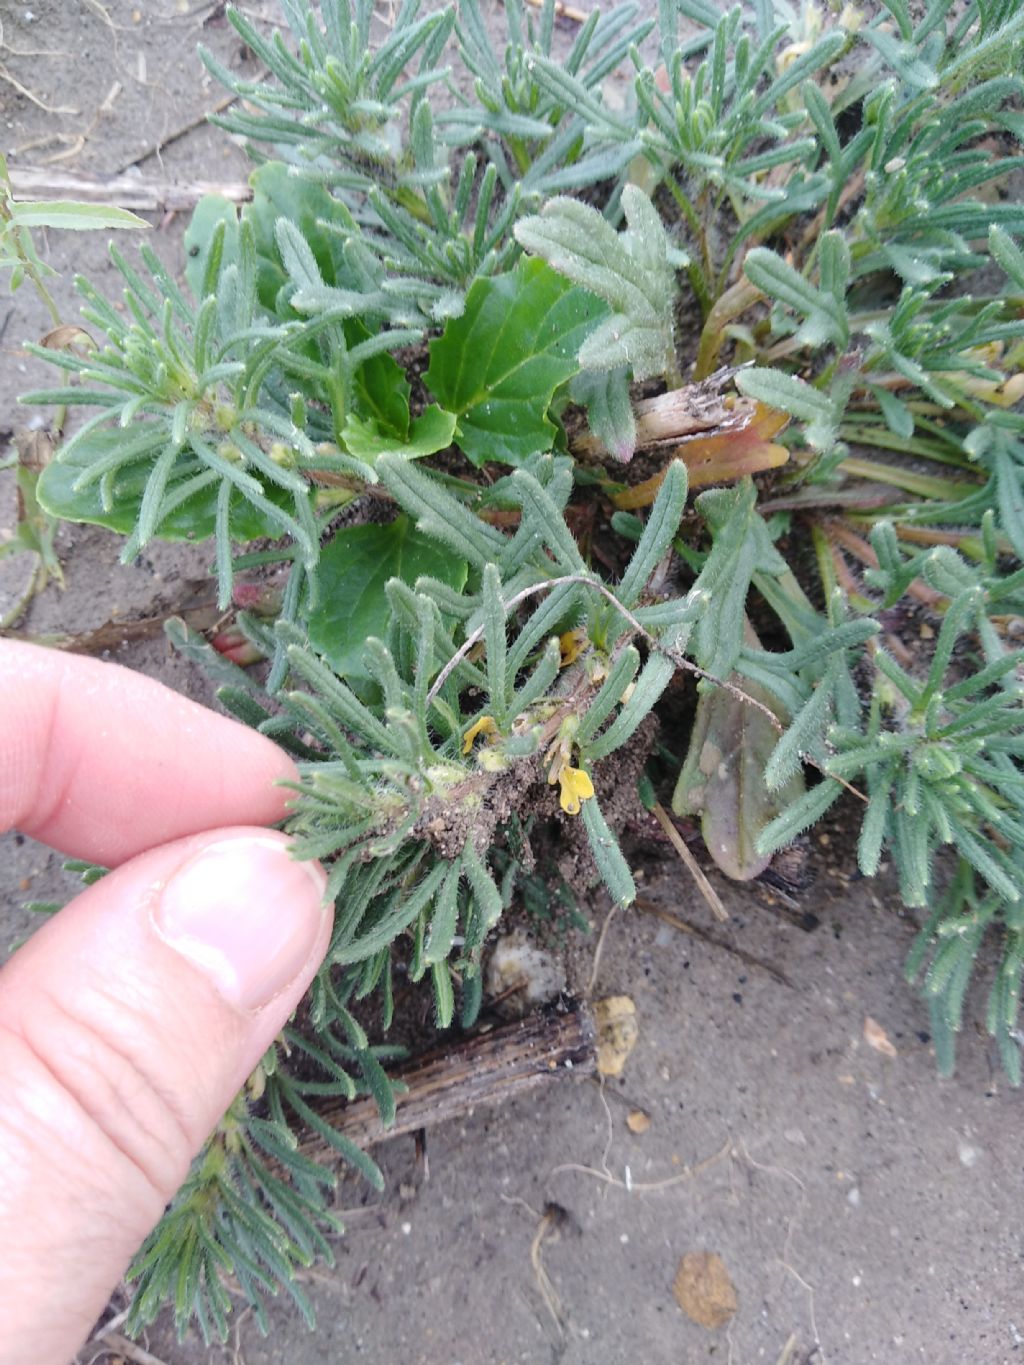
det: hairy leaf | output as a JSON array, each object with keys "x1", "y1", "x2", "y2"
[
  {"x1": 687, "y1": 480, "x2": 790, "y2": 679},
  {"x1": 514, "y1": 185, "x2": 681, "y2": 381},
  {"x1": 744, "y1": 240, "x2": 849, "y2": 349},
  {"x1": 9, "y1": 200, "x2": 148, "y2": 232},
  {"x1": 570, "y1": 366, "x2": 637, "y2": 463},
  {"x1": 735, "y1": 368, "x2": 840, "y2": 451}
]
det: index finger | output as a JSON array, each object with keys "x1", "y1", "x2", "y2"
[{"x1": 0, "y1": 640, "x2": 297, "y2": 865}]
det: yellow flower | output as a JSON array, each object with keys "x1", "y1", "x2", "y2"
[
  {"x1": 559, "y1": 628, "x2": 589, "y2": 667},
  {"x1": 557, "y1": 765, "x2": 595, "y2": 816},
  {"x1": 462, "y1": 714, "x2": 498, "y2": 755}
]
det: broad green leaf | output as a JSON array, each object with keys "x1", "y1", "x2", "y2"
[
  {"x1": 307, "y1": 515, "x2": 468, "y2": 679},
  {"x1": 184, "y1": 195, "x2": 240, "y2": 300},
  {"x1": 9, "y1": 201, "x2": 148, "y2": 232},
  {"x1": 425, "y1": 257, "x2": 606, "y2": 466},
  {"x1": 36, "y1": 430, "x2": 299, "y2": 542},
  {"x1": 341, "y1": 406, "x2": 457, "y2": 464},
  {"x1": 348, "y1": 326, "x2": 413, "y2": 440},
  {"x1": 673, "y1": 673, "x2": 804, "y2": 881},
  {"x1": 514, "y1": 185, "x2": 680, "y2": 381},
  {"x1": 244, "y1": 161, "x2": 358, "y2": 311}
]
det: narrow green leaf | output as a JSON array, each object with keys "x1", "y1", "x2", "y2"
[
  {"x1": 585, "y1": 653, "x2": 674, "y2": 761},
  {"x1": 482, "y1": 563, "x2": 510, "y2": 724},
  {"x1": 744, "y1": 246, "x2": 848, "y2": 348},
  {"x1": 432, "y1": 959, "x2": 455, "y2": 1028},
  {"x1": 577, "y1": 645, "x2": 641, "y2": 745},
  {"x1": 425, "y1": 859, "x2": 462, "y2": 964},
  {"x1": 378, "y1": 453, "x2": 508, "y2": 568},
  {"x1": 756, "y1": 778, "x2": 844, "y2": 855},
  {"x1": 462, "y1": 841, "x2": 503, "y2": 932},
  {"x1": 617, "y1": 461, "x2": 688, "y2": 607},
  {"x1": 990, "y1": 225, "x2": 1024, "y2": 291},
  {"x1": 10, "y1": 201, "x2": 148, "y2": 231},
  {"x1": 581, "y1": 794, "x2": 636, "y2": 906},
  {"x1": 735, "y1": 368, "x2": 839, "y2": 450}
]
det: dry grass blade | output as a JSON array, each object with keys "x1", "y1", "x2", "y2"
[
  {"x1": 524, "y1": 0, "x2": 590, "y2": 21},
  {"x1": 650, "y1": 800, "x2": 728, "y2": 922},
  {"x1": 0, "y1": 62, "x2": 78, "y2": 115},
  {"x1": 9, "y1": 166, "x2": 252, "y2": 210},
  {"x1": 88, "y1": 1332, "x2": 170, "y2": 1365},
  {"x1": 529, "y1": 1206, "x2": 569, "y2": 1337}
]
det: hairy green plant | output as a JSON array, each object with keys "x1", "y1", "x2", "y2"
[
  {"x1": 1, "y1": 156, "x2": 147, "y2": 622},
  {"x1": 18, "y1": 0, "x2": 1024, "y2": 1341}
]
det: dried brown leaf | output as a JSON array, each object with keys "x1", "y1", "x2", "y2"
[
  {"x1": 39, "y1": 324, "x2": 96, "y2": 357},
  {"x1": 863, "y1": 1016, "x2": 898, "y2": 1058},
  {"x1": 626, "y1": 1109, "x2": 651, "y2": 1134},
  {"x1": 594, "y1": 996, "x2": 638, "y2": 1077},
  {"x1": 612, "y1": 402, "x2": 789, "y2": 511},
  {"x1": 673, "y1": 1250, "x2": 738, "y2": 1329}
]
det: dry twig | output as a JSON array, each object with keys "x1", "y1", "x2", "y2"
[
  {"x1": 293, "y1": 1005, "x2": 596, "y2": 1163},
  {"x1": 8, "y1": 166, "x2": 252, "y2": 211}
]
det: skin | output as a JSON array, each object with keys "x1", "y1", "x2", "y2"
[{"x1": 0, "y1": 641, "x2": 333, "y2": 1364}]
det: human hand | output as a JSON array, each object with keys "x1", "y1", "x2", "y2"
[{"x1": 0, "y1": 640, "x2": 333, "y2": 1364}]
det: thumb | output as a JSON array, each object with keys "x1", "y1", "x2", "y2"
[{"x1": 0, "y1": 827, "x2": 332, "y2": 1365}]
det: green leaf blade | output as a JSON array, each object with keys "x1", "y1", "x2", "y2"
[
  {"x1": 425, "y1": 257, "x2": 607, "y2": 466},
  {"x1": 306, "y1": 516, "x2": 468, "y2": 681}
]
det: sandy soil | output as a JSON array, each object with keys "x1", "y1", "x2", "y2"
[{"x1": 1, "y1": 4, "x2": 1021, "y2": 1363}]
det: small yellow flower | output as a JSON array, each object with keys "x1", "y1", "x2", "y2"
[
  {"x1": 559, "y1": 628, "x2": 589, "y2": 667},
  {"x1": 462, "y1": 714, "x2": 498, "y2": 754},
  {"x1": 557, "y1": 765, "x2": 595, "y2": 816}
]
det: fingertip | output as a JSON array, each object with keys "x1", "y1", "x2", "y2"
[
  {"x1": 153, "y1": 831, "x2": 329, "y2": 1013},
  {"x1": 0, "y1": 640, "x2": 301, "y2": 862}
]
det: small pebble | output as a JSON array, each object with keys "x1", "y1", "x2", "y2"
[{"x1": 958, "y1": 1141, "x2": 981, "y2": 1168}]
